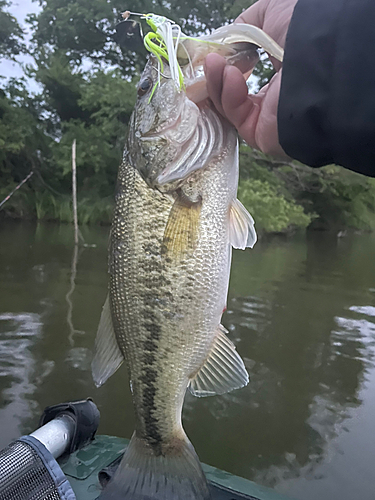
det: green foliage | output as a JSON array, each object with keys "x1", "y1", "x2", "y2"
[
  {"x1": 1, "y1": 0, "x2": 260, "y2": 225},
  {"x1": 27, "y1": 0, "x2": 124, "y2": 68},
  {"x1": 0, "y1": 79, "x2": 52, "y2": 186},
  {"x1": 239, "y1": 145, "x2": 284, "y2": 189},
  {"x1": 27, "y1": 0, "x2": 257, "y2": 75},
  {"x1": 35, "y1": 51, "x2": 88, "y2": 122},
  {"x1": 0, "y1": 181, "x2": 33, "y2": 219},
  {"x1": 33, "y1": 192, "x2": 113, "y2": 224},
  {"x1": 238, "y1": 178, "x2": 312, "y2": 233},
  {"x1": 2, "y1": 0, "x2": 375, "y2": 236},
  {"x1": 77, "y1": 196, "x2": 113, "y2": 225},
  {"x1": 239, "y1": 145, "x2": 375, "y2": 234},
  {"x1": 252, "y1": 55, "x2": 275, "y2": 89},
  {"x1": 238, "y1": 145, "x2": 313, "y2": 233},
  {"x1": 0, "y1": 68, "x2": 131, "y2": 222},
  {"x1": 0, "y1": 0, "x2": 24, "y2": 59},
  {"x1": 47, "y1": 69, "x2": 136, "y2": 196},
  {"x1": 291, "y1": 165, "x2": 375, "y2": 232}
]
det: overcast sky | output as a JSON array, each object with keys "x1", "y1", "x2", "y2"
[{"x1": 0, "y1": 0, "x2": 41, "y2": 89}]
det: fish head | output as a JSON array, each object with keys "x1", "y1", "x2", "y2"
[
  {"x1": 127, "y1": 56, "x2": 203, "y2": 191},
  {"x1": 125, "y1": 22, "x2": 281, "y2": 190}
]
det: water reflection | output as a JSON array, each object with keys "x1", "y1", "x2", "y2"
[
  {"x1": 0, "y1": 221, "x2": 110, "y2": 448},
  {"x1": 65, "y1": 347, "x2": 92, "y2": 371},
  {"x1": 0, "y1": 223, "x2": 375, "y2": 500},
  {"x1": 183, "y1": 235, "x2": 375, "y2": 499},
  {"x1": 0, "y1": 312, "x2": 53, "y2": 446}
]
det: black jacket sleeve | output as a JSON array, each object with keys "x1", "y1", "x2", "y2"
[{"x1": 278, "y1": 0, "x2": 375, "y2": 177}]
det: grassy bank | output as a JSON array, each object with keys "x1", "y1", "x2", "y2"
[{"x1": 0, "y1": 188, "x2": 113, "y2": 226}]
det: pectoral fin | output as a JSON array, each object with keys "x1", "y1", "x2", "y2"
[
  {"x1": 189, "y1": 324, "x2": 249, "y2": 397},
  {"x1": 229, "y1": 198, "x2": 257, "y2": 249},
  {"x1": 163, "y1": 190, "x2": 202, "y2": 259},
  {"x1": 91, "y1": 294, "x2": 124, "y2": 387}
]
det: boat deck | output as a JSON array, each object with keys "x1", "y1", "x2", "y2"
[{"x1": 59, "y1": 435, "x2": 292, "y2": 500}]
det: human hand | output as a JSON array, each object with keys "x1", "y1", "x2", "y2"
[{"x1": 204, "y1": 0, "x2": 298, "y2": 156}]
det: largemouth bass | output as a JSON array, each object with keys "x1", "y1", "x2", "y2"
[{"x1": 92, "y1": 18, "x2": 282, "y2": 500}]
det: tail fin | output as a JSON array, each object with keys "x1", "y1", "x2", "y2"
[{"x1": 99, "y1": 432, "x2": 211, "y2": 500}]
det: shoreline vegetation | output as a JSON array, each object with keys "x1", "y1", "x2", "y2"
[
  {"x1": 2, "y1": 0, "x2": 375, "y2": 236},
  {"x1": 2, "y1": 145, "x2": 375, "y2": 236}
]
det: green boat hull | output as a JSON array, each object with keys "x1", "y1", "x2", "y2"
[{"x1": 60, "y1": 435, "x2": 292, "y2": 500}]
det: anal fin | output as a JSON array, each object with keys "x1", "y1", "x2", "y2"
[
  {"x1": 189, "y1": 325, "x2": 249, "y2": 397},
  {"x1": 92, "y1": 294, "x2": 124, "y2": 387}
]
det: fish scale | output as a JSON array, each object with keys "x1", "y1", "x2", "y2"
[{"x1": 110, "y1": 148, "x2": 236, "y2": 446}]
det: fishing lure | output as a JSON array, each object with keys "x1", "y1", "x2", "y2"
[
  {"x1": 121, "y1": 12, "x2": 187, "y2": 100},
  {"x1": 120, "y1": 11, "x2": 284, "y2": 103}
]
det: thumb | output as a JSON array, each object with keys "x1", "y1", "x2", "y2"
[{"x1": 235, "y1": 0, "x2": 270, "y2": 27}]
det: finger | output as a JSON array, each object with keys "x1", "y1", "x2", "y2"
[
  {"x1": 204, "y1": 53, "x2": 227, "y2": 116},
  {"x1": 220, "y1": 65, "x2": 259, "y2": 147},
  {"x1": 235, "y1": 0, "x2": 270, "y2": 26}
]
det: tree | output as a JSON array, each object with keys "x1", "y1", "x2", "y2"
[
  {"x1": 0, "y1": 0, "x2": 24, "y2": 59},
  {"x1": 47, "y1": 68, "x2": 136, "y2": 197},
  {"x1": 14, "y1": 0, "x2": 258, "y2": 223},
  {"x1": 27, "y1": 0, "x2": 257, "y2": 74},
  {"x1": 0, "y1": 78, "x2": 54, "y2": 218},
  {"x1": 4, "y1": 0, "x2": 373, "y2": 233}
]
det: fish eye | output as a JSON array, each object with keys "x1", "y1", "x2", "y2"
[{"x1": 138, "y1": 77, "x2": 152, "y2": 96}]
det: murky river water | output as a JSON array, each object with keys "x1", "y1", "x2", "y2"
[{"x1": 1, "y1": 220, "x2": 375, "y2": 500}]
